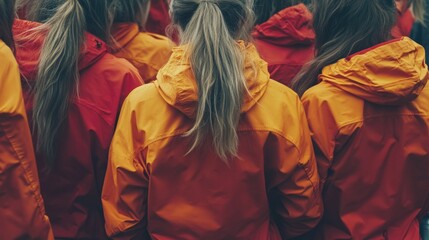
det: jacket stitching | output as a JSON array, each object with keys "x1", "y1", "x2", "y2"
[
  {"x1": 143, "y1": 128, "x2": 299, "y2": 151},
  {"x1": 2, "y1": 124, "x2": 47, "y2": 221}
]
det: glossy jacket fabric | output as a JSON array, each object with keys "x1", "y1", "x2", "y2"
[
  {"x1": 302, "y1": 37, "x2": 429, "y2": 240},
  {"x1": 112, "y1": 23, "x2": 173, "y2": 82},
  {"x1": 102, "y1": 42, "x2": 322, "y2": 240},
  {"x1": 13, "y1": 20, "x2": 143, "y2": 239},
  {"x1": 0, "y1": 40, "x2": 54, "y2": 240},
  {"x1": 253, "y1": 4, "x2": 315, "y2": 87}
]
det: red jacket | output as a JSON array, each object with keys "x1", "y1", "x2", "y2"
[
  {"x1": 253, "y1": 4, "x2": 315, "y2": 87},
  {"x1": 392, "y1": 0, "x2": 415, "y2": 37},
  {"x1": 13, "y1": 20, "x2": 143, "y2": 239},
  {"x1": 303, "y1": 38, "x2": 429, "y2": 239},
  {"x1": 147, "y1": 0, "x2": 170, "y2": 35}
]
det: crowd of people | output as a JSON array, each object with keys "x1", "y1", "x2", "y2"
[{"x1": 0, "y1": 0, "x2": 429, "y2": 239}]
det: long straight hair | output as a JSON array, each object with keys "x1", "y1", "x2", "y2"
[
  {"x1": 171, "y1": 0, "x2": 254, "y2": 160},
  {"x1": 0, "y1": 0, "x2": 16, "y2": 51},
  {"x1": 114, "y1": 0, "x2": 151, "y2": 30},
  {"x1": 253, "y1": 0, "x2": 310, "y2": 25},
  {"x1": 32, "y1": 0, "x2": 116, "y2": 168},
  {"x1": 292, "y1": 0, "x2": 397, "y2": 96}
]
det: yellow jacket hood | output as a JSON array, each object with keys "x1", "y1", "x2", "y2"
[
  {"x1": 320, "y1": 37, "x2": 429, "y2": 105},
  {"x1": 112, "y1": 23, "x2": 173, "y2": 82},
  {"x1": 155, "y1": 42, "x2": 271, "y2": 118}
]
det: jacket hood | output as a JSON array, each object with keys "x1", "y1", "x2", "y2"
[
  {"x1": 155, "y1": 42, "x2": 270, "y2": 118},
  {"x1": 252, "y1": 4, "x2": 314, "y2": 47},
  {"x1": 111, "y1": 23, "x2": 140, "y2": 50},
  {"x1": 13, "y1": 19, "x2": 107, "y2": 83},
  {"x1": 320, "y1": 37, "x2": 429, "y2": 105}
]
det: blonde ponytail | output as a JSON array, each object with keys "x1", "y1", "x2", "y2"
[
  {"x1": 172, "y1": 0, "x2": 253, "y2": 161},
  {"x1": 33, "y1": 0, "x2": 85, "y2": 168}
]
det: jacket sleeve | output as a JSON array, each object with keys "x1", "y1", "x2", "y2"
[
  {"x1": 102, "y1": 94, "x2": 150, "y2": 240},
  {"x1": 265, "y1": 97, "x2": 322, "y2": 239},
  {"x1": 0, "y1": 45, "x2": 54, "y2": 240},
  {"x1": 301, "y1": 89, "x2": 339, "y2": 186}
]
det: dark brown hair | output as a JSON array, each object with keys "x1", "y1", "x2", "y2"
[
  {"x1": 114, "y1": 0, "x2": 151, "y2": 30},
  {"x1": 253, "y1": 0, "x2": 310, "y2": 25},
  {"x1": 0, "y1": 0, "x2": 16, "y2": 51},
  {"x1": 292, "y1": 0, "x2": 397, "y2": 96}
]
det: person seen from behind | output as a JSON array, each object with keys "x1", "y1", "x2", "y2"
[
  {"x1": 102, "y1": 0, "x2": 322, "y2": 239},
  {"x1": 13, "y1": 0, "x2": 143, "y2": 238},
  {"x1": 293, "y1": 0, "x2": 429, "y2": 239}
]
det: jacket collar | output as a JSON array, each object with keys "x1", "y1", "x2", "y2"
[
  {"x1": 111, "y1": 23, "x2": 140, "y2": 50},
  {"x1": 155, "y1": 41, "x2": 271, "y2": 118},
  {"x1": 13, "y1": 19, "x2": 108, "y2": 83}
]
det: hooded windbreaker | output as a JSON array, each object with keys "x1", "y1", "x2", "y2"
[
  {"x1": 102, "y1": 42, "x2": 322, "y2": 240},
  {"x1": 302, "y1": 37, "x2": 429, "y2": 240},
  {"x1": 253, "y1": 4, "x2": 315, "y2": 87},
  {"x1": 13, "y1": 20, "x2": 143, "y2": 239},
  {"x1": 0, "y1": 40, "x2": 54, "y2": 240},
  {"x1": 112, "y1": 23, "x2": 173, "y2": 82}
]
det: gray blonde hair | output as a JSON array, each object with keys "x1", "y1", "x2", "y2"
[
  {"x1": 171, "y1": 0, "x2": 254, "y2": 161},
  {"x1": 32, "y1": 0, "x2": 116, "y2": 169},
  {"x1": 114, "y1": 0, "x2": 151, "y2": 29},
  {"x1": 409, "y1": 0, "x2": 426, "y2": 24}
]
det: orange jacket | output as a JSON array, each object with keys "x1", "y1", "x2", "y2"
[
  {"x1": 112, "y1": 23, "x2": 173, "y2": 82},
  {"x1": 0, "y1": 40, "x2": 53, "y2": 240},
  {"x1": 253, "y1": 4, "x2": 315, "y2": 87},
  {"x1": 102, "y1": 42, "x2": 322, "y2": 239},
  {"x1": 13, "y1": 19, "x2": 143, "y2": 239},
  {"x1": 302, "y1": 37, "x2": 429, "y2": 239}
]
